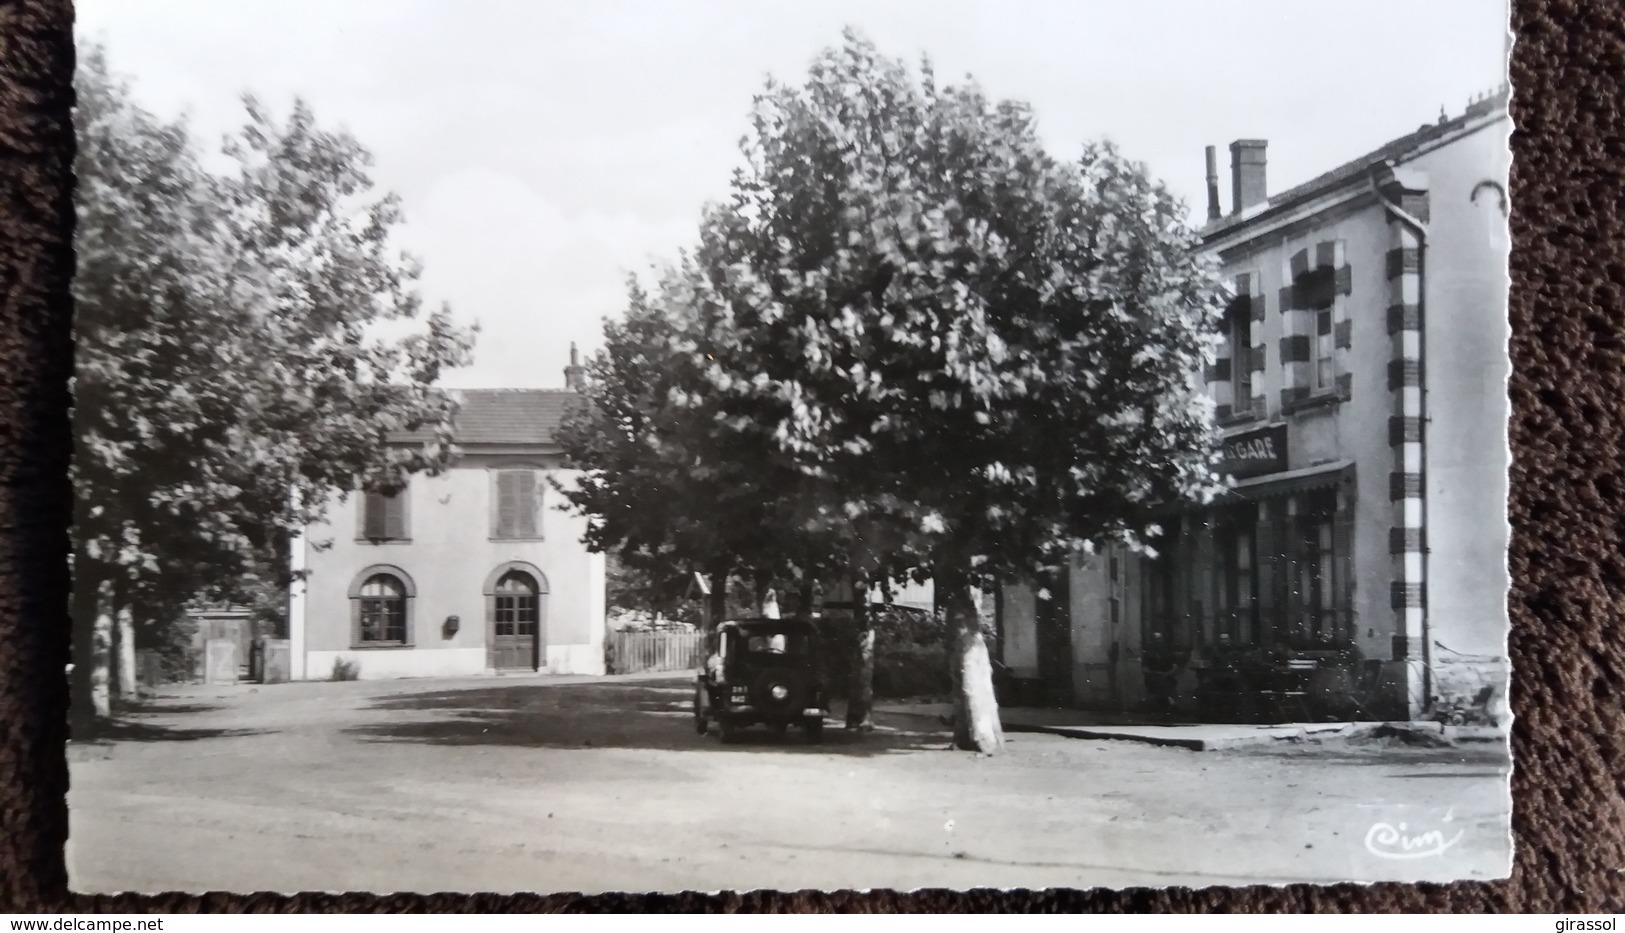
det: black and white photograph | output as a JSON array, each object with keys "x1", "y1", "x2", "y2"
[{"x1": 67, "y1": 0, "x2": 1514, "y2": 894}]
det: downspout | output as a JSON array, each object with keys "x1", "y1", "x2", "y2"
[{"x1": 1368, "y1": 166, "x2": 1433, "y2": 711}]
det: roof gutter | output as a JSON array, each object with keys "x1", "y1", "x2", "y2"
[
  {"x1": 1201, "y1": 187, "x2": 1369, "y2": 255},
  {"x1": 1368, "y1": 166, "x2": 1430, "y2": 234}
]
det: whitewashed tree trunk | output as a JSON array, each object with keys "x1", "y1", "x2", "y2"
[
  {"x1": 114, "y1": 601, "x2": 138, "y2": 702},
  {"x1": 706, "y1": 569, "x2": 728, "y2": 632},
  {"x1": 89, "y1": 579, "x2": 114, "y2": 720},
  {"x1": 945, "y1": 574, "x2": 1003, "y2": 754},
  {"x1": 845, "y1": 576, "x2": 874, "y2": 731}
]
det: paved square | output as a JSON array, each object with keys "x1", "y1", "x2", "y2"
[{"x1": 70, "y1": 675, "x2": 1511, "y2": 893}]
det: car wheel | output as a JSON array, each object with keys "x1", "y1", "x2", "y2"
[
  {"x1": 769, "y1": 722, "x2": 788, "y2": 741},
  {"x1": 803, "y1": 718, "x2": 824, "y2": 743},
  {"x1": 719, "y1": 719, "x2": 739, "y2": 744}
]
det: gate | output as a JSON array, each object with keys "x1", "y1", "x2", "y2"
[{"x1": 607, "y1": 631, "x2": 705, "y2": 674}]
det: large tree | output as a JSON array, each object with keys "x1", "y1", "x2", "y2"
[
  {"x1": 703, "y1": 32, "x2": 1229, "y2": 753},
  {"x1": 72, "y1": 48, "x2": 474, "y2": 724},
  {"x1": 553, "y1": 239, "x2": 850, "y2": 630}
]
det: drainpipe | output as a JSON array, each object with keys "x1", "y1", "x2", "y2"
[{"x1": 1368, "y1": 165, "x2": 1433, "y2": 712}]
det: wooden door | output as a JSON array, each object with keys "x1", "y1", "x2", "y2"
[{"x1": 491, "y1": 571, "x2": 544, "y2": 671}]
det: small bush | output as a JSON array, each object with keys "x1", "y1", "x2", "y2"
[
  {"x1": 815, "y1": 605, "x2": 963, "y2": 701},
  {"x1": 330, "y1": 657, "x2": 360, "y2": 682},
  {"x1": 873, "y1": 644, "x2": 953, "y2": 699}
]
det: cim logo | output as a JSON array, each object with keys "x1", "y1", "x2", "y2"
[{"x1": 1363, "y1": 808, "x2": 1465, "y2": 860}]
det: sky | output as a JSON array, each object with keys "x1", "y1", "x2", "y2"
[{"x1": 76, "y1": 0, "x2": 1510, "y2": 390}]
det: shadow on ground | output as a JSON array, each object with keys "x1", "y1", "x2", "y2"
[
  {"x1": 1234, "y1": 741, "x2": 1512, "y2": 770},
  {"x1": 349, "y1": 680, "x2": 952, "y2": 757},
  {"x1": 126, "y1": 702, "x2": 225, "y2": 715},
  {"x1": 71, "y1": 719, "x2": 267, "y2": 744}
]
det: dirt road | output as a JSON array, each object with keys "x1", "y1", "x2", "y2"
[{"x1": 69, "y1": 674, "x2": 1511, "y2": 894}]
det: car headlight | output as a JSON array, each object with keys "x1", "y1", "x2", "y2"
[{"x1": 771, "y1": 684, "x2": 789, "y2": 700}]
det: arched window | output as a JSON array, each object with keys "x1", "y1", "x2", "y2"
[
  {"x1": 492, "y1": 571, "x2": 539, "y2": 639},
  {"x1": 350, "y1": 568, "x2": 414, "y2": 646}
]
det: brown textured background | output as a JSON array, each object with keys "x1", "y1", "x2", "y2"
[{"x1": 0, "y1": 0, "x2": 1619, "y2": 913}]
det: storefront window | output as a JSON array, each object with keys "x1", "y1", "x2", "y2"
[
  {"x1": 1142, "y1": 552, "x2": 1177, "y2": 656},
  {"x1": 1291, "y1": 492, "x2": 1349, "y2": 649},
  {"x1": 1214, "y1": 509, "x2": 1259, "y2": 648}
]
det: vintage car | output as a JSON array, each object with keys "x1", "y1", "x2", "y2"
[{"x1": 693, "y1": 618, "x2": 828, "y2": 742}]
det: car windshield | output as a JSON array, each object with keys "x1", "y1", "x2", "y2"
[{"x1": 737, "y1": 631, "x2": 809, "y2": 657}]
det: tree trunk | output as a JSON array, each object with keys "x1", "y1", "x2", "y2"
[
  {"x1": 798, "y1": 577, "x2": 815, "y2": 620},
  {"x1": 71, "y1": 564, "x2": 106, "y2": 731},
  {"x1": 114, "y1": 593, "x2": 138, "y2": 704},
  {"x1": 845, "y1": 576, "x2": 874, "y2": 731},
  {"x1": 752, "y1": 572, "x2": 772, "y2": 617},
  {"x1": 79, "y1": 578, "x2": 114, "y2": 726},
  {"x1": 706, "y1": 569, "x2": 728, "y2": 632},
  {"x1": 942, "y1": 565, "x2": 1003, "y2": 754},
  {"x1": 760, "y1": 581, "x2": 780, "y2": 619}
]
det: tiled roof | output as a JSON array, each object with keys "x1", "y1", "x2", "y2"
[
  {"x1": 1203, "y1": 87, "x2": 1509, "y2": 240},
  {"x1": 391, "y1": 389, "x2": 584, "y2": 447}
]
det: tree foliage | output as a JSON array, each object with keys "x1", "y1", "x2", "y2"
[
  {"x1": 553, "y1": 262, "x2": 846, "y2": 618},
  {"x1": 705, "y1": 33, "x2": 1229, "y2": 585},
  {"x1": 72, "y1": 47, "x2": 475, "y2": 715}
]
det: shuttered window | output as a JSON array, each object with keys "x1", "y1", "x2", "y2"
[
  {"x1": 1230, "y1": 311, "x2": 1254, "y2": 414},
  {"x1": 361, "y1": 490, "x2": 408, "y2": 541},
  {"x1": 493, "y1": 470, "x2": 541, "y2": 539},
  {"x1": 1280, "y1": 241, "x2": 1351, "y2": 412},
  {"x1": 1313, "y1": 307, "x2": 1336, "y2": 391}
]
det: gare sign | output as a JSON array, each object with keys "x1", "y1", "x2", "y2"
[{"x1": 1220, "y1": 423, "x2": 1288, "y2": 479}]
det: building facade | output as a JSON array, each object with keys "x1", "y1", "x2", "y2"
[
  {"x1": 288, "y1": 370, "x2": 608, "y2": 681},
  {"x1": 999, "y1": 91, "x2": 1511, "y2": 722}
]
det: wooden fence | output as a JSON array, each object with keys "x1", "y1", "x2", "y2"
[{"x1": 607, "y1": 631, "x2": 705, "y2": 675}]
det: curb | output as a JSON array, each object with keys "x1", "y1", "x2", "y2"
[
  {"x1": 877, "y1": 708, "x2": 1511, "y2": 753},
  {"x1": 1003, "y1": 722, "x2": 1340, "y2": 751}
]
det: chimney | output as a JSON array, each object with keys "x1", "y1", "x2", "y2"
[
  {"x1": 1229, "y1": 139, "x2": 1268, "y2": 215},
  {"x1": 563, "y1": 342, "x2": 585, "y2": 391},
  {"x1": 1204, "y1": 145, "x2": 1223, "y2": 221}
]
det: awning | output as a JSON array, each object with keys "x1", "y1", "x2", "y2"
[{"x1": 1218, "y1": 459, "x2": 1355, "y2": 503}]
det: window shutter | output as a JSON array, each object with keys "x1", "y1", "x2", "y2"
[
  {"x1": 363, "y1": 492, "x2": 402, "y2": 539},
  {"x1": 495, "y1": 471, "x2": 539, "y2": 538},
  {"x1": 363, "y1": 493, "x2": 384, "y2": 539},
  {"x1": 515, "y1": 471, "x2": 538, "y2": 538},
  {"x1": 385, "y1": 493, "x2": 406, "y2": 541},
  {"x1": 495, "y1": 472, "x2": 518, "y2": 538}
]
